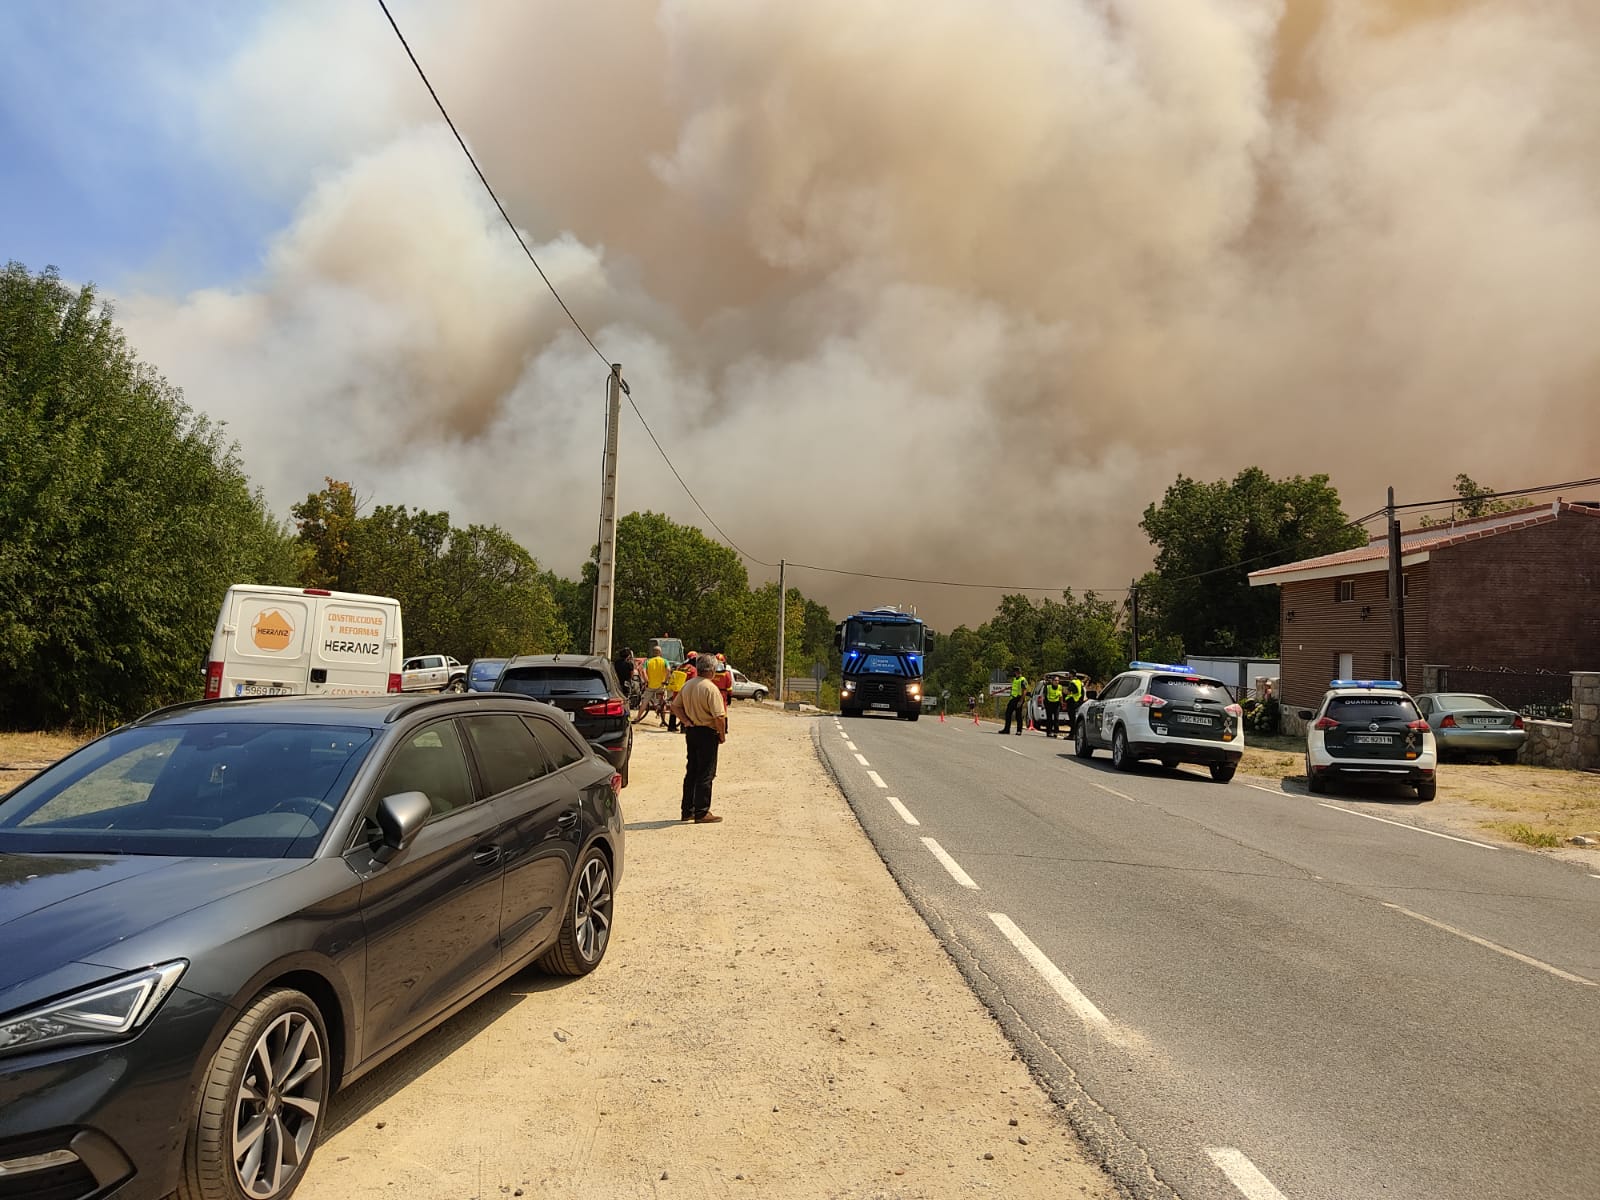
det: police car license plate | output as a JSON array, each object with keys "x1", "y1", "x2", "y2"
[
  {"x1": 1353, "y1": 734, "x2": 1392, "y2": 745},
  {"x1": 236, "y1": 683, "x2": 293, "y2": 697},
  {"x1": 871, "y1": 702, "x2": 891, "y2": 710},
  {"x1": 1175, "y1": 714, "x2": 1212, "y2": 726}
]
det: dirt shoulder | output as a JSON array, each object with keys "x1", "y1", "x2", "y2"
[{"x1": 299, "y1": 705, "x2": 1118, "y2": 1199}]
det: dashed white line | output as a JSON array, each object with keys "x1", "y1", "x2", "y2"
[
  {"x1": 1319, "y1": 802, "x2": 1497, "y2": 850},
  {"x1": 987, "y1": 913, "x2": 1110, "y2": 1032},
  {"x1": 866, "y1": 770, "x2": 887, "y2": 789},
  {"x1": 1245, "y1": 783, "x2": 1287, "y2": 796},
  {"x1": 1091, "y1": 782, "x2": 1137, "y2": 803},
  {"x1": 1000, "y1": 744, "x2": 1026, "y2": 757},
  {"x1": 885, "y1": 796, "x2": 920, "y2": 826},
  {"x1": 922, "y1": 838, "x2": 979, "y2": 888},
  {"x1": 853, "y1": 752, "x2": 870, "y2": 766},
  {"x1": 1205, "y1": 1147, "x2": 1289, "y2": 1200},
  {"x1": 1382, "y1": 903, "x2": 1596, "y2": 986}
]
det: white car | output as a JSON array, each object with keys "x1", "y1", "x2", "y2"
[
  {"x1": 1073, "y1": 663, "x2": 1244, "y2": 782},
  {"x1": 727, "y1": 667, "x2": 768, "y2": 702},
  {"x1": 400, "y1": 654, "x2": 466, "y2": 693},
  {"x1": 1298, "y1": 681, "x2": 1437, "y2": 800}
]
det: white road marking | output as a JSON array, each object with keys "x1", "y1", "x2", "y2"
[
  {"x1": 867, "y1": 770, "x2": 887, "y2": 789},
  {"x1": 886, "y1": 796, "x2": 920, "y2": 826},
  {"x1": 1000, "y1": 744, "x2": 1027, "y2": 757},
  {"x1": 1205, "y1": 1147, "x2": 1289, "y2": 1200},
  {"x1": 987, "y1": 913, "x2": 1110, "y2": 1032},
  {"x1": 1319, "y1": 802, "x2": 1497, "y2": 850},
  {"x1": 1245, "y1": 783, "x2": 1286, "y2": 796},
  {"x1": 1091, "y1": 782, "x2": 1137, "y2": 803},
  {"x1": 922, "y1": 838, "x2": 979, "y2": 888},
  {"x1": 1382, "y1": 903, "x2": 1596, "y2": 986},
  {"x1": 853, "y1": 752, "x2": 870, "y2": 766}
]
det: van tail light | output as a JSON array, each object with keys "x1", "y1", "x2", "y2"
[
  {"x1": 1407, "y1": 719, "x2": 1430, "y2": 732},
  {"x1": 1313, "y1": 717, "x2": 1339, "y2": 730},
  {"x1": 585, "y1": 698, "x2": 627, "y2": 717},
  {"x1": 1438, "y1": 714, "x2": 1458, "y2": 728},
  {"x1": 387, "y1": 673, "x2": 402, "y2": 694},
  {"x1": 204, "y1": 661, "x2": 224, "y2": 699},
  {"x1": 1512, "y1": 715, "x2": 1525, "y2": 730},
  {"x1": 1139, "y1": 694, "x2": 1160, "y2": 707}
]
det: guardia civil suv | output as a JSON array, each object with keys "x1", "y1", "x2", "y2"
[
  {"x1": 1073, "y1": 663, "x2": 1244, "y2": 782},
  {"x1": 1298, "y1": 680, "x2": 1438, "y2": 800}
]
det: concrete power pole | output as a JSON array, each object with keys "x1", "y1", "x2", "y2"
[
  {"x1": 1386, "y1": 486, "x2": 1407, "y2": 686},
  {"x1": 775, "y1": 559, "x2": 787, "y2": 705},
  {"x1": 590, "y1": 363, "x2": 623, "y2": 658}
]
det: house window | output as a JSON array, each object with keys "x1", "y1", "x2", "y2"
[
  {"x1": 1337, "y1": 652, "x2": 1354, "y2": 681},
  {"x1": 1335, "y1": 580, "x2": 1355, "y2": 603}
]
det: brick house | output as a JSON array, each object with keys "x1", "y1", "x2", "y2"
[{"x1": 1247, "y1": 501, "x2": 1600, "y2": 709}]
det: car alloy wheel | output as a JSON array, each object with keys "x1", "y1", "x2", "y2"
[
  {"x1": 1111, "y1": 727, "x2": 1134, "y2": 772},
  {"x1": 1073, "y1": 721, "x2": 1093, "y2": 759},
  {"x1": 541, "y1": 847, "x2": 615, "y2": 976},
  {"x1": 232, "y1": 1010, "x2": 325, "y2": 1199}
]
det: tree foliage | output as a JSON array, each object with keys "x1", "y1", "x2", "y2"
[
  {"x1": 922, "y1": 590, "x2": 1126, "y2": 704},
  {"x1": 1137, "y1": 468, "x2": 1367, "y2": 657},
  {"x1": 0, "y1": 263, "x2": 299, "y2": 728},
  {"x1": 1418, "y1": 474, "x2": 1529, "y2": 527}
]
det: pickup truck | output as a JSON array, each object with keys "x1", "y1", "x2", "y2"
[{"x1": 400, "y1": 654, "x2": 467, "y2": 692}]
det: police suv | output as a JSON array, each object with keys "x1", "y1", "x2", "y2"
[
  {"x1": 1073, "y1": 662, "x2": 1244, "y2": 782},
  {"x1": 1298, "y1": 680, "x2": 1438, "y2": 800}
]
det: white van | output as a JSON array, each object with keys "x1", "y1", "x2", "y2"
[{"x1": 203, "y1": 585, "x2": 404, "y2": 700}]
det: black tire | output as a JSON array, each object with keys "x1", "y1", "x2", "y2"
[
  {"x1": 753, "y1": 690, "x2": 767, "y2": 703},
  {"x1": 1209, "y1": 761, "x2": 1238, "y2": 783},
  {"x1": 180, "y1": 988, "x2": 330, "y2": 1200},
  {"x1": 1160, "y1": 760, "x2": 1180, "y2": 772},
  {"x1": 1073, "y1": 721, "x2": 1094, "y2": 759},
  {"x1": 1415, "y1": 779, "x2": 1437, "y2": 801},
  {"x1": 905, "y1": 711, "x2": 920, "y2": 722},
  {"x1": 1111, "y1": 726, "x2": 1135, "y2": 772},
  {"x1": 446, "y1": 676, "x2": 467, "y2": 694},
  {"x1": 540, "y1": 845, "x2": 615, "y2": 976},
  {"x1": 1306, "y1": 758, "x2": 1327, "y2": 793},
  {"x1": 841, "y1": 706, "x2": 861, "y2": 718},
  {"x1": 1498, "y1": 751, "x2": 1519, "y2": 765}
]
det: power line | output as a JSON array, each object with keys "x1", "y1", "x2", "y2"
[
  {"x1": 376, "y1": 0, "x2": 611, "y2": 371},
  {"x1": 1392, "y1": 473, "x2": 1600, "y2": 513},
  {"x1": 1157, "y1": 507, "x2": 1390, "y2": 587}
]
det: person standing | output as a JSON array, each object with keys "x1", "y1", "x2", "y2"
[
  {"x1": 1042, "y1": 675, "x2": 1065, "y2": 738},
  {"x1": 1000, "y1": 665, "x2": 1029, "y2": 735},
  {"x1": 671, "y1": 653, "x2": 727, "y2": 823},
  {"x1": 666, "y1": 658, "x2": 695, "y2": 733},
  {"x1": 1064, "y1": 672, "x2": 1086, "y2": 731},
  {"x1": 634, "y1": 643, "x2": 671, "y2": 726}
]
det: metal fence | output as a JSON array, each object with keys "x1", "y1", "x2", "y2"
[{"x1": 1434, "y1": 667, "x2": 1573, "y2": 719}]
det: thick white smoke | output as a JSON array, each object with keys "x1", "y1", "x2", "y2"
[{"x1": 119, "y1": 0, "x2": 1600, "y2": 626}]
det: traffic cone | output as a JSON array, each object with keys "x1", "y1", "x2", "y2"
[{"x1": 939, "y1": 709, "x2": 946, "y2": 722}]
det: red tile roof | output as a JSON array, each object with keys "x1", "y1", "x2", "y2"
[{"x1": 1249, "y1": 501, "x2": 1600, "y2": 582}]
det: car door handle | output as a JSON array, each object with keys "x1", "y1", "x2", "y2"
[
  {"x1": 556, "y1": 811, "x2": 580, "y2": 830},
  {"x1": 473, "y1": 844, "x2": 503, "y2": 867}
]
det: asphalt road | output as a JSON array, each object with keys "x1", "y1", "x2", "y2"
[{"x1": 816, "y1": 711, "x2": 1600, "y2": 1200}]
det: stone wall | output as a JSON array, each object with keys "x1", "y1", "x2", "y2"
[{"x1": 1515, "y1": 671, "x2": 1600, "y2": 771}]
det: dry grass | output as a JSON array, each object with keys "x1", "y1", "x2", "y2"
[{"x1": 0, "y1": 731, "x2": 89, "y2": 785}]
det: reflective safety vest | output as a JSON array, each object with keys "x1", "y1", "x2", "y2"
[
  {"x1": 1011, "y1": 676, "x2": 1027, "y2": 698},
  {"x1": 645, "y1": 656, "x2": 670, "y2": 687},
  {"x1": 668, "y1": 667, "x2": 688, "y2": 694},
  {"x1": 1045, "y1": 682, "x2": 1063, "y2": 703},
  {"x1": 1066, "y1": 678, "x2": 1084, "y2": 701}
]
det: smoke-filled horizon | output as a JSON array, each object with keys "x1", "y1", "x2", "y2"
[{"x1": 114, "y1": 0, "x2": 1600, "y2": 629}]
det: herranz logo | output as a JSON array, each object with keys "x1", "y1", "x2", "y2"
[{"x1": 252, "y1": 609, "x2": 295, "y2": 651}]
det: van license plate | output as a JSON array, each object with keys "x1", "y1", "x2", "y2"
[
  {"x1": 236, "y1": 684, "x2": 293, "y2": 697},
  {"x1": 872, "y1": 703, "x2": 891, "y2": 710}
]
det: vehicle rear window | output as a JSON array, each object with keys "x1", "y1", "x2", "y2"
[
  {"x1": 1434, "y1": 694, "x2": 1506, "y2": 710},
  {"x1": 1327, "y1": 696, "x2": 1420, "y2": 722},
  {"x1": 470, "y1": 661, "x2": 505, "y2": 682},
  {"x1": 1148, "y1": 675, "x2": 1232, "y2": 704},
  {"x1": 497, "y1": 667, "x2": 609, "y2": 700}
]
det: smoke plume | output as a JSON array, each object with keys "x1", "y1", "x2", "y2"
[{"x1": 118, "y1": 0, "x2": 1600, "y2": 627}]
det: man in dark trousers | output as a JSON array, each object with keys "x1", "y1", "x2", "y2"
[
  {"x1": 671, "y1": 653, "x2": 727, "y2": 823},
  {"x1": 999, "y1": 665, "x2": 1029, "y2": 735},
  {"x1": 1042, "y1": 674, "x2": 1065, "y2": 738}
]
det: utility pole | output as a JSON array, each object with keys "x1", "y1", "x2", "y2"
[
  {"x1": 776, "y1": 559, "x2": 787, "y2": 705},
  {"x1": 1386, "y1": 486, "x2": 1407, "y2": 686},
  {"x1": 590, "y1": 363, "x2": 622, "y2": 658},
  {"x1": 1129, "y1": 581, "x2": 1140, "y2": 663}
]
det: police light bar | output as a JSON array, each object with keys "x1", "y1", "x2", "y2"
[
  {"x1": 1329, "y1": 679, "x2": 1404, "y2": 689},
  {"x1": 1130, "y1": 661, "x2": 1195, "y2": 675}
]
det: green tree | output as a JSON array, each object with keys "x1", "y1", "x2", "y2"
[
  {"x1": 1138, "y1": 468, "x2": 1367, "y2": 657},
  {"x1": 291, "y1": 477, "x2": 361, "y2": 589},
  {"x1": 0, "y1": 262, "x2": 298, "y2": 727},
  {"x1": 603, "y1": 511, "x2": 748, "y2": 655},
  {"x1": 1419, "y1": 474, "x2": 1529, "y2": 526}
]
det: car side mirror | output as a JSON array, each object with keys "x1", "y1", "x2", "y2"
[
  {"x1": 1297, "y1": 709, "x2": 1315, "y2": 721},
  {"x1": 373, "y1": 791, "x2": 432, "y2": 864}
]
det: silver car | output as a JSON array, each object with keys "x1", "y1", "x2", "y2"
[{"x1": 1415, "y1": 693, "x2": 1527, "y2": 762}]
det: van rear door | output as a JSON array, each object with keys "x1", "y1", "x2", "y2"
[
  {"x1": 312, "y1": 598, "x2": 397, "y2": 695},
  {"x1": 223, "y1": 592, "x2": 314, "y2": 697}
]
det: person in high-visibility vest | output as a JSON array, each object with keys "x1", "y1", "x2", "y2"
[
  {"x1": 1000, "y1": 666, "x2": 1029, "y2": 735},
  {"x1": 1064, "y1": 673, "x2": 1086, "y2": 731},
  {"x1": 1042, "y1": 675, "x2": 1065, "y2": 739},
  {"x1": 634, "y1": 643, "x2": 672, "y2": 726},
  {"x1": 666, "y1": 659, "x2": 696, "y2": 733}
]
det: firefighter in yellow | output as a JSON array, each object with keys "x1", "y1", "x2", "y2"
[{"x1": 999, "y1": 666, "x2": 1029, "y2": 736}]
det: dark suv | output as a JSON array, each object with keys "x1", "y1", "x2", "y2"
[{"x1": 495, "y1": 655, "x2": 633, "y2": 786}]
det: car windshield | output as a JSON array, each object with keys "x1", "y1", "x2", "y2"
[
  {"x1": 844, "y1": 620, "x2": 924, "y2": 652},
  {"x1": 0, "y1": 722, "x2": 374, "y2": 858},
  {"x1": 470, "y1": 660, "x2": 506, "y2": 682},
  {"x1": 1434, "y1": 694, "x2": 1507, "y2": 710},
  {"x1": 498, "y1": 667, "x2": 609, "y2": 699},
  {"x1": 1328, "y1": 696, "x2": 1420, "y2": 722},
  {"x1": 1149, "y1": 675, "x2": 1232, "y2": 704}
]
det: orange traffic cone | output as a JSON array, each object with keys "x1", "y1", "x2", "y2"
[{"x1": 939, "y1": 709, "x2": 946, "y2": 722}]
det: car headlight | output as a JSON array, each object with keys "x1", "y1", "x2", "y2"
[
  {"x1": 841, "y1": 681, "x2": 855, "y2": 691},
  {"x1": 907, "y1": 683, "x2": 922, "y2": 695},
  {"x1": 0, "y1": 962, "x2": 187, "y2": 1057}
]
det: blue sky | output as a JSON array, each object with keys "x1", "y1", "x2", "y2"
[{"x1": 0, "y1": 1, "x2": 288, "y2": 291}]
